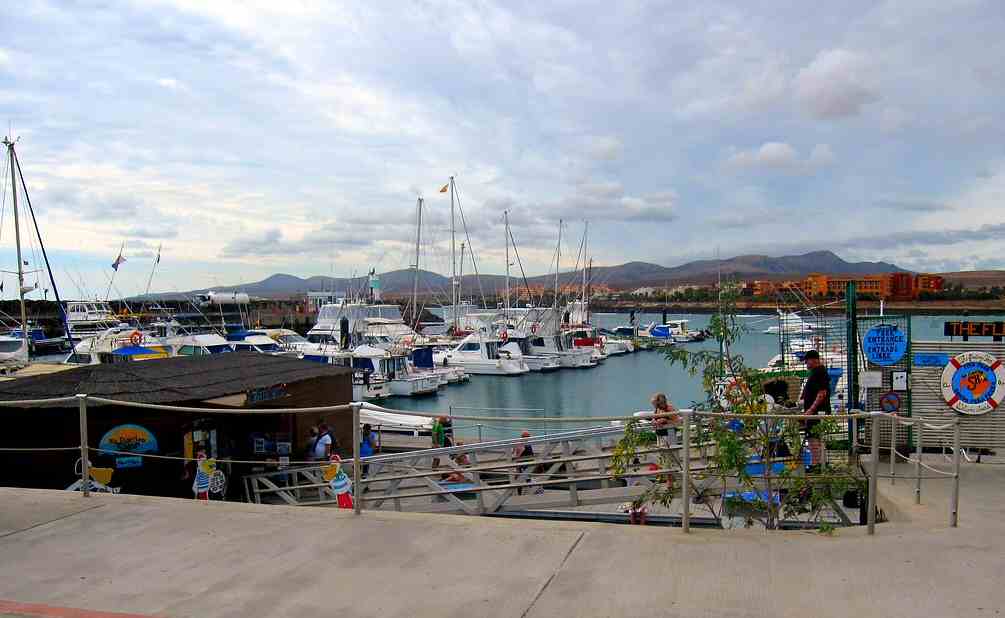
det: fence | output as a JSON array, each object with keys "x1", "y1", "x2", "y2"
[{"x1": 0, "y1": 394, "x2": 966, "y2": 534}]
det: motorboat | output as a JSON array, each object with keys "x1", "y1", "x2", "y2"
[
  {"x1": 433, "y1": 332, "x2": 529, "y2": 375},
  {"x1": 498, "y1": 331, "x2": 561, "y2": 372},
  {"x1": 65, "y1": 301, "x2": 124, "y2": 339},
  {"x1": 231, "y1": 333, "x2": 289, "y2": 355},
  {"x1": 527, "y1": 332, "x2": 596, "y2": 368},
  {"x1": 0, "y1": 335, "x2": 28, "y2": 368},
  {"x1": 301, "y1": 348, "x2": 391, "y2": 400},
  {"x1": 644, "y1": 319, "x2": 707, "y2": 343},
  {"x1": 564, "y1": 327, "x2": 607, "y2": 363},
  {"x1": 353, "y1": 345, "x2": 439, "y2": 397},
  {"x1": 762, "y1": 311, "x2": 831, "y2": 335},
  {"x1": 65, "y1": 325, "x2": 171, "y2": 365},
  {"x1": 262, "y1": 328, "x2": 316, "y2": 354},
  {"x1": 409, "y1": 346, "x2": 467, "y2": 385}
]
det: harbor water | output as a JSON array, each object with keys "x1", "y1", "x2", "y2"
[{"x1": 387, "y1": 312, "x2": 1003, "y2": 440}]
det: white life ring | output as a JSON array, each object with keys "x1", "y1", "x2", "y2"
[{"x1": 940, "y1": 351, "x2": 1005, "y2": 415}]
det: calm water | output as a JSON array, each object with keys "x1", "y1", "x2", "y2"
[{"x1": 388, "y1": 312, "x2": 1002, "y2": 439}]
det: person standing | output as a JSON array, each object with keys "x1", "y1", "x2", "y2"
[
  {"x1": 801, "y1": 350, "x2": 831, "y2": 469},
  {"x1": 650, "y1": 392, "x2": 681, "y2": 448},
  {"x1": 313, "y1": 423, "x2": 334, "y2": 461}
]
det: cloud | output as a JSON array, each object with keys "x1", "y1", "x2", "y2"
[
  {"x1": 872, "y1": 199, "x2": 954, "y2": 213},
  {"x1": 0, "y1": 48, "x2": 9, "y2": 68},
  {"x1": 726, "y1": 142, "x2": 835, "y2": 172},
  {"x1": 127, "y1": 225, "x2": 179, "y2": 239},
  {"x1": 585, "y1": 136, "x2": 624, "y2": 161},
  {"x1": 795, "y1": 49, "x2": 880, "y2": 119},
  {"x1": 155, "y1": 77, "x2": 186, "y2": 91},
  {"x1": 220, "y1": 225, "x2": 378, "y2": 258}
]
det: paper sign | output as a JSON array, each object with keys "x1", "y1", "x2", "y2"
[
  {"x1": 862, "y1": 371, "x2": 883, "y2": 388},
  {"x1": 892, "y1": 371, "x2": 908, "y2": 391}
]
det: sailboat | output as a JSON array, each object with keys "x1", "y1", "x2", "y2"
[{"x1": 1, "y1": 134, "x2": 71, "y2": 368}]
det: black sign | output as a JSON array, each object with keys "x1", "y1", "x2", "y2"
[
  {"x1": 944, "y1": 321, "x2": 1005, "y2": 342},
  {"x1": 246, "y1": 384, "x2": 288, "y2": 405}
]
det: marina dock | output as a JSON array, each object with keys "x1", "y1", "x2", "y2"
[{"x1": 1, "y1": 456, "x2": 1002, "y2": 617}]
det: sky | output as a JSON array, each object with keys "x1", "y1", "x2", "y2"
[{"x1": 0, "y1": 0, "x2": 1003, "y2": 298}]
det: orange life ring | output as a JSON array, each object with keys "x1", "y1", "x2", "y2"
[
  {"x1": 129, "y1": 331, "x2": 143, "y2": 346},
  {"x1": 499, "y1": 330, "x2": 509, "y2": 342}
]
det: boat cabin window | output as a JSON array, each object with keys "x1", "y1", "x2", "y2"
[
  {"x1": 485, "y1": 341, "x2": 499, "y2": 359},
  {"x1": 530, "y1": 337, "x2": 545, "y2": 347},
  {"x1": 234, "y1": 343, "x2": 254, "y2": 352},
  {"x1": 206, "y1": 344, "x2": 232, "y2": 354},
  {"x1": 66, "y1": 352, "x2": 92, "y2": 364},
  {"x1": 307, "y1": 333, "x2": 336, "y2": 344},
  {"x1": 278, "y1": 334, "x2": 307, "y2": 344},
  {"x1": 393, "y1": 357, "x2": 408, "y2": 373},
  {"x1": 459, "y1": 342, "x2": 480, "y2": 352},
  {"x1": 353, "y1": 358, "x2": 375, "y2": 372},
  {"x1": 256, "y1": 342, "x2": 281, "y2": 353},
  {"x1": 0, "y1": 340, "x2": 23, "y2": 353}
]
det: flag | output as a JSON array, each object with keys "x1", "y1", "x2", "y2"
[
  {"x1": 112, "y1": 252, "x2": 126, "y2": 271},
  {"x1": 439, "y1": 183, "x2": 449, "y2": 193},
  {"x1": 155, "y1": 244, "x2": 162, "y2": 265}
]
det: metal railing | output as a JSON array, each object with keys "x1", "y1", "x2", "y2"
[{"x1": 0, "y1": 395, "x2": 963, "y2": 533}]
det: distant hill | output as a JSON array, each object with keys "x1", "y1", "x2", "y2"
[{"x1": 136, "y1": 250, "x2": 906, "y2": 299}]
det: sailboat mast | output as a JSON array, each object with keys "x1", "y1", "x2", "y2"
[
  {"x1": 143, "y1": 243, "x2": 161, "y2": 306},
  {"x1": 5, "y1": 137, "x2": 29, "y2": 352},
  {"x1": 412, "y1": 196, "x2": 422, "y2": 329},
  {"x1": 581, "y1": 220, "x2": 588, "y2": 322},
  {"x1": 504, "y1": 210, "x2": 510, "y2": 316},
  {"x1": 553, "y1": 219, "x2": 562, "y2": 333},
  {"x1": 450, "y1": 176, "x2": 457, "y2": 331}
]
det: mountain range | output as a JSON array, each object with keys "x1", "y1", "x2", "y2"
[{"x1": 140, "y1": 251, "x2": 905, "y2": 300}]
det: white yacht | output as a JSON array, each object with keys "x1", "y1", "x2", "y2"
[
  {"x1": 762, "y1": 311, "x2": 830, "y2": 335},
  {"x1": 0, "y1": 335, "x2": 28, "y2": 368},
  {"x1": 498, "y1": 331, "x2": 561, "y2": 372},
  {"x1": 527, "y1": 332, "x2": 595, "y2": 368},
  {"x1": 565, "y1": 327, "x2": 607, "y2": 363},
  {"x1": 353, "y1": 345, "x2": 440, "y2": 397},
  {"x1": 433, "y1": 332, "x2": 529, "y2": 375},
  {"x1": 65, "y1": 301, "x2": 124, "y2": 339},
  {"x1": 644, "y1": 319, "x2": 706, "y2": 343},
  {"x1": 231, "y1": 334, "x2": 288, "y2": 355},
  {"x1": 301, "y1": 348, "x2": 391, "y2": 400}
]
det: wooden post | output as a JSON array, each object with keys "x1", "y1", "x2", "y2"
[
  {"x1": 868, "y1": 413, "x2": 880, "y2": 535},
  {"x1": 562, "y1": 440, "x2": 579, "y2": 506},
  {"x1": 77, "y1": 394, "x2": 90, "y2": 497},
  {"x1": 352, "y1": 403, "x2": 362, "y2": 515},
  {"x1": 681, "y1": 411, "x2": 691, "y2": 534}
]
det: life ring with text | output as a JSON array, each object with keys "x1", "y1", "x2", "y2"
[
  {"x1": 129, "y1": 331, "x2": 143, "y2": 346},
  {"x1": 940, "y1": 351, "x2": 1005, "y2": 415},
  {"x1": 499, "y1": 330, "x2": 509, "y2": 342}
]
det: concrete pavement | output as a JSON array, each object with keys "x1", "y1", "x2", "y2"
[{"x1": 1, "y1": 458, "x2": 1003, "y2": 617}]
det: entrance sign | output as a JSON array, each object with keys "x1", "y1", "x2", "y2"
[
  {"x1": 863, "y1": 324, "x2": 908, "y2": 366},
  {"x1": 940, "y1": 351, "x2": 1005, "y2": 415}
]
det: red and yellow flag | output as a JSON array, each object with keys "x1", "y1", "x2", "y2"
[{"x1": 439, "y1": 183, "x2": 449, "y2": 193}]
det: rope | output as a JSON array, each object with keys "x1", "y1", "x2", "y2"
[
  {"x1": 88, "y1": 447, "x2": 353, "y2": 467},
  {"x1": 0, "y1": 446, "x2": 80, "y2": 452}
]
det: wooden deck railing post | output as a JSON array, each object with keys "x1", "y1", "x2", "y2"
[{"x1": 77, "y1": 394, "x2": 90, "y2": 497}]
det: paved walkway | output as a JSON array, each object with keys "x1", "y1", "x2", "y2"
[{"x1": 1, "y1": 457, "x2": 1003, "y2": 617}]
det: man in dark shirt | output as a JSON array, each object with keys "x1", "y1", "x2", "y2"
[{"x1": 801, "y1": 350, "x2": 831, "y2": 469}]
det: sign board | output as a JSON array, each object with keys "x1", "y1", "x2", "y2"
[
  {"x1": 879, "y1": 391, "x2": 901, "y2": 413},
  {"x1": 863, "y1": 324, "x2": 908, "y2": 366},
  {"x1": 246, "y1": 384, "x2": 288, "y2": 405},
  {"x1": 944, "y1": 321, "x2": 1005, "y2": 342},
  {"x1": 941, "y1": 351, "x2": 1005, "y2": 415},
  {"x1": 892, "y1": 371, "x2": 908, "y2": 391},
  {"x1": 862, "y1": 371, "x2": 883, "y2": 389},
  {"x1": 915, "y1": 353, "x2": 949, "y2": 367},
  {"x1": 98, "y1": 424, "x2": 159, "y2": 469}
]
